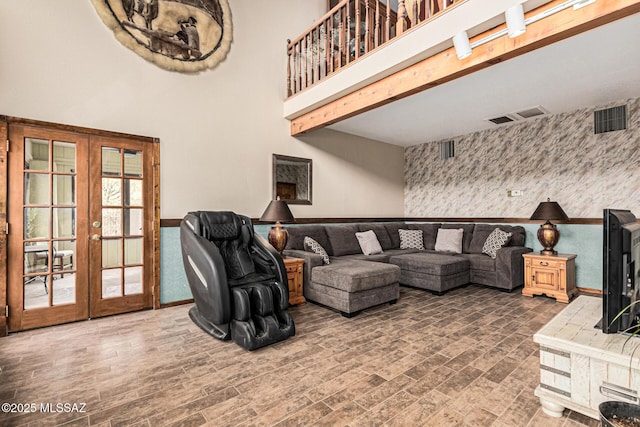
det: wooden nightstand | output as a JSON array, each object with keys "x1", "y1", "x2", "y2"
[
  {"x1": 522, "y1": 252, "x2": 577, "y2": 303},
  {"x1": 283, "y1": 257, "x2": 305, "y2": 306}
]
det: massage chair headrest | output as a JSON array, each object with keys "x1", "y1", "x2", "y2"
[{"x1": 187, "y1": 211, "x2": 253, "y2": 243}]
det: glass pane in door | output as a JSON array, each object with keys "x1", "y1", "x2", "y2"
[
  {"x1": 24, "y1": 208, "x2": 49, "y2": 240},
  {"x1": 102, "y1": 269, "x2": 122, "y2": 298},
  {"x1": 102, "y1": 238, "x2": 122, "y2": 268},
  {"x1": 53, "y1": 240, "x2": 75, "y2": 274},
  {"x1": 102, "y1": 178, "x2": 122, "y2": 205},
  {"x1": 53, "y1": 141, "x2": 76, "y2": 172},
  {"x1": 124, "y1": 266, "x2": 143, "y2": 295},
  {"x1": 52, "y1": 207, "x2": 75, "y2": 238},
  {"x1": 53, "y1": 175, "x2": 75, "y2": 204},
  {"x1": 124, "y1": 150, "x2": 142, "y2": 177},
  {"x1": 102, "y1": 208, "x2": 122, "y2": 236},
  {"x1": 124, "y1": 209, "x2": 143, "y2": 236},
  {"x1": 24, "y1": 173, "x2": 50, "y2": 204},
  {"x1": 102, "y1": 147, "x2": 121, "y2": 175},
  {"x1": 124, "y1": 179, "x2": 143, "y2": 206},
  {"x1": 24, "y1": 278, "x2": 49, "y2": 309},
  {"x1": 23, "y1": 242, "x2": 48, "y2": 275},
  {"x1": 24, "y1": 138, "x2": 49, "y2": 170},
  {"x1": 52, "y1": 240, "x2": 76, "y2": 306},
  {"x1": 124, "y1": 238, "x2": 143, "y2": 265}
]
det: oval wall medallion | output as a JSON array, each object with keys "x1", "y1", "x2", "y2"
[{"x1": 91, "y1": 0, "x2": 232, "y2": 73}]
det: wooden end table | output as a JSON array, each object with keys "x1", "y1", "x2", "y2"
[
  {"x1": 522, "y1": 252, "x2": 577, "y2": 303},
  {"x1": 283, "y1": 257, "x2": 305, "y2": 306}
]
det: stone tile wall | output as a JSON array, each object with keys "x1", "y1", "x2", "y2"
[{"x1": 405, "y1": 98, "x2": 640, "y2": 218}]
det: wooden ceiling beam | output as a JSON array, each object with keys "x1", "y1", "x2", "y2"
[{"x1": 290, "y1": 0, "x2": 640, "y2": 136}]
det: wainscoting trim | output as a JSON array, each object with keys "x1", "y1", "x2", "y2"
[{"x1": 161, "y1": 217, "x2": 609, "y2": 227}]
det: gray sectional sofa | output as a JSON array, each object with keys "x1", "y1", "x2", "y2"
[{"x1": 283, "y1": 222, "x2": 532, "y2": 317}]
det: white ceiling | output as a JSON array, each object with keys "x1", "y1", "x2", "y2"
[{"x1": 327, "y1": 12, "x2": 640, "y2": 147}]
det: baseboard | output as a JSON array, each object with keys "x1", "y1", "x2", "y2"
[
  {"x1": 577, "y1": 287, "x2": 602, "y2": 296},
  {"x1": 160, "y1": 298, "x2": 194, "y2": 308}
]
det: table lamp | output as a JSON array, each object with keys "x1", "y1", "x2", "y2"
[
  {"x1": 530, "y1": 198, "x2": 569, "y2": 255},
  {"x1": 260, "y1": 197, "x2": 295, "y2": 253}
]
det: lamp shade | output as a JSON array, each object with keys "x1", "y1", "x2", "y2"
[
  {"x1": 530, "y1": 198, "x2": 569, "y2": 221},
  {"x1": 260, "y1": 199, "x2": 295, "y2": 223}
]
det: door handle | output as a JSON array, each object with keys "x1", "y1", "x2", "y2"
[{"x1": 90, "y1": 234, "x2": 102, "y2": 241}]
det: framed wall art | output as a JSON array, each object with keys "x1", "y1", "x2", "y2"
[{"x1": 92, "y1": 0, "x2": 232, "y2": 73}]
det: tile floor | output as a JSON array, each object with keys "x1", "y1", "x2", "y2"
[{"x1": 0, "y1": 285, "x2": 601, "y2": 426}]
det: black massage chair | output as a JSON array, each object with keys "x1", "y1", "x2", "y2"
[{"x1": 180, "y1": 211, "x2": 295, "y2": 350}]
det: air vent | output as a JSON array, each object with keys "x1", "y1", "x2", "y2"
[
  {"x1": 488, "y1": 116, "x2": 515, "y2": 125},
  {"x1": 594, "y1": 105, "x2": 627, "y2": 134},
  {"x1": 439, "y1": 140, "x2": 455, "y2": 160},
  {"x1": 488, "y1": 106, "x2": 549, "y2": 125},
  {"x1": 515, "y1": 106, "x2": 548, "y2": 119}
]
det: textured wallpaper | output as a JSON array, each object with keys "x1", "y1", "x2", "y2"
[{"x1": 405, "y1": 98, "x2": 640, "y2": 218}]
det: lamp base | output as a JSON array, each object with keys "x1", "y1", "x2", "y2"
[
  {"x1": 268, "y1": 221, "x2": 289, "y2": 253},
  {"x1": 537, "y1": 221, "x2": 560, "y2": 256}
]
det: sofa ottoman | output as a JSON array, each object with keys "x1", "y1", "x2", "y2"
[
  {"x1": 389, "y1": 253, "x2": 470, "y2": 295},
  {"x1": 307, "y1": 260, "x2": 400, "y2": 317}
]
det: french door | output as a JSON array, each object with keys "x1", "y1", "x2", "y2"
[
  {"x1": 7, "y1": 123, "x2": 156, "y2": 331},
  {"x1": 88, "y1": 135, "x2": 154, "y2": 318}
]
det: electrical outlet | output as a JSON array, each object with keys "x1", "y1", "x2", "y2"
[{"x1": 507, "y1": 190, "x2": 523, "y2": 197}]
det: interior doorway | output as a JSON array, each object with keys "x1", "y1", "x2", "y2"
[{"x1": 2, "y1": 118, "x2": 160, "y2": 332}]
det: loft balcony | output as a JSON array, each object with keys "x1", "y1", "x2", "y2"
[
  {"x1": 285, "y1": 0, "x2": 474, "y2": 116},
  {"x1": 284, "y1": 0, "x2": 640, "y2": 141}
]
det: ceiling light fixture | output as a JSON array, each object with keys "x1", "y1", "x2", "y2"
[
  {"x1": 452, "y1": 0, "x2": 597, "y2": 60},
  {"x1": 505, "y1": 4, "x2": 527, "y2": 38},
  {"x1": 452, "y1": 31, "x2": 472, "y2": 60}
]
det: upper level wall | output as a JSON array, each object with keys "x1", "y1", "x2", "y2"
[{"x1": 405, "y1": 97, "x2": 640, "y2": 218}]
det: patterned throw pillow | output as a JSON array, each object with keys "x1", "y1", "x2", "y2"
[
  {"x1": 355, "y1": 230, "x2": 383, "y2": 255},
  {"x1": 482, "y1": 228, "x2": 513, "y2": 259},
  {"x1": 434, "y1": 228, "x2": 464, "y2": 253},
  {"x1": 304, "y1": 236, "x2": 330, "y2": 264},
  {"x1": 398, "y1": 229, "x2": 424, "y2": 250}
]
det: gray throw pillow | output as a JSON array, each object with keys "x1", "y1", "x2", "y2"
[
  {"x1": 482, "y1": 228, "x2": 512, "y2": 259},
  {"x1": 399, "y1": 229, "x2": 424, "y2": 250},
  {"x1": 355, "y1": 230, "x2": 383, "y2": 255},
  {"x1": 434, "y1": 228, "x2": 463, "y2": 253},
  {"x1": 304, "y1": 236, "x2": 330, "y2": 264}
]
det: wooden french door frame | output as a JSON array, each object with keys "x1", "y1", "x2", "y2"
[
  {"x1": 88, "y1": 135, "x2": 154, "y2": 318},
  {"x1": 0, "y1": 116, "x2": 160, "y2": 335},
  {"x1": 7, "y1": 125, "x2": 90, "y2": 330}
]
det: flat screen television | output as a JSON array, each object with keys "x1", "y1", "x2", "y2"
[{"x1": 600, "y1": 209, "x2": 640, "y2": 334}]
